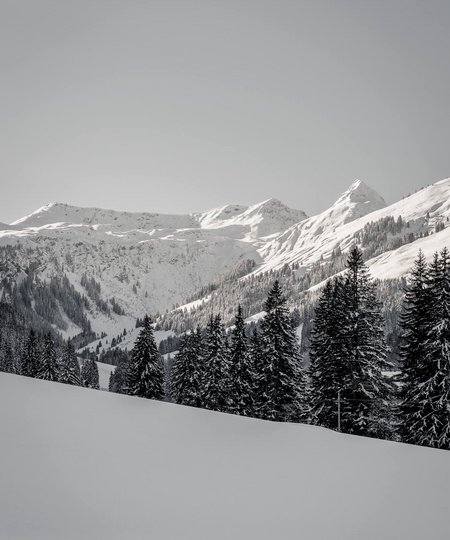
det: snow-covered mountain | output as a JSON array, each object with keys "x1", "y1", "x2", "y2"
[
  {"x1": 1, "y1": 177, "x2": 449, "y2": 345},
  {"x1": 258, "y1": 179, "x2": 387, "y2": 270},
  {"x1": 195, "y1": 198, "x2": 308, "y2": 239},
  {"x1": 11, "y1": 202, "x2": 199, "y2": 230},
  {"x1": 1, "y1": 372, "x2": 449, "y2": 540},
  {"x1": 158, "y1": 177, "x2": 450, "y2": 335},
  {"x1": 0, "y1": 198, "x2": 306, "y2": 339},
  {"x1": 258, "y1": 178, "x2": 450, "y2": 274}
]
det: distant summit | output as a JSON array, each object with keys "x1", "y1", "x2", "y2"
[
  {"x1": 331, "y1": 179, "x2": 387, "y2": 223},
  {"x1": 197, "y1": 198, "x2": 307, "y2": 239}
]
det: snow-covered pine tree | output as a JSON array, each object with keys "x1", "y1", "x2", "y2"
[
  {"x1": 202, "y1": 315, "x2": 230, "y2": 412},
  {"x1": 171, "y1": 328, "x2": 204, "y2": 407},
  {"x1": 227, "y1": 305, "x2": 254, "y2": 416},
  {"x1": 338, "y1": 247, "x2": 392, "y2": 438},
  {"x1": 21, "y1": 329, "x2": 40, "y2": 378},
  {"x1": 38, "y1": 333, "x2": 59, "y2": 382},
  {"x1": 256, "y1": 280, "x2": 305, "y2": 422},
  {"x1": 127, "y1": 314, "x2": 164, "y2": 400},
  {"x1": 81, "y1": 358, "x2": 100, "y2": 389},
  {"x1": 407, "y1": 248, "x2": 450, "y2": 449},
  {"x1": 398, "y1": 250, "x2": 432, "y2": 443},
  {"x1": 58, "y1": 341, "x2": 81, "y2": 386},
  {"x1": 249, "y1": 328, "x2": 264, "y2": 418},
  {"x1": 309, "y1": 277, "x2": 348, "y2": 429}
]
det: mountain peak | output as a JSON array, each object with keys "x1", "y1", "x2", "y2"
[
  {"x1": 237, "y1": 199, "x2": 307, "y2": 238},
  {"x1": 197, "y1": 198, "x2": 308, "y2": 237},
  {"x1": 11, "y1": 202, "x2": 61, "y2": 226},
  {"x1": 335, "y1": 179, "x2": 385, "y2": 206},
  {"x1": 331, "y1": 179, "x2": 386, "y2": 223},
  {"x1": 256, "y1": 197, "x2": 283, "y2": 206}
]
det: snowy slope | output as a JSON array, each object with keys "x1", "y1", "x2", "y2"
[
  {"x1": 257, "y1": 178, "x2": 450, "y2": 273},
  {"x1": 369, "y1": 224, "x2": 450, "y2": 280},
  {"x1": 1, "y1": 373, "x2": 449, "y2": 540}
]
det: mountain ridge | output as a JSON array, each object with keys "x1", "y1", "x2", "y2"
[{"x1": 1, "y1": 178, "x2": 449, "y2": 347}]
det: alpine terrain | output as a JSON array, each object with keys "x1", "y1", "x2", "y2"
[{"x1": 1, "y1": 177, "x2": 449, "y2": 353}]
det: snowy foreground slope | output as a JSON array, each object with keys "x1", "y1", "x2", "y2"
[{"x1": 1, "y1": 373, "x2": 449, "y2": 540}]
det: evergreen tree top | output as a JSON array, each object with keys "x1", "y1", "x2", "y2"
[
  {"x1": 265, "y1": 280, "x2": 287, "y2": 312},
  {"x1": 234, "y1": 304, "x2": 245, "y2": 327},
  {"x1": 347, "y1": 245, "x2": 364, "y2": 269},
  {"x1": 142, "y1": 314, "x2": 153, "y2": 328}
]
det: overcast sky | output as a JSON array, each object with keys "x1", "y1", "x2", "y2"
[{"x1": 1, "y1": 0, "x2": 449, "y2": 223}]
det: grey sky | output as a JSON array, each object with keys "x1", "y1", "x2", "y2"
[{"x1": 1, "y1": 0, "x2": 449, "y2": 224}]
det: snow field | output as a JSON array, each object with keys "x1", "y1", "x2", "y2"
[{"x1": 1, "y1": 372, "x2": 449, "y2": 540}]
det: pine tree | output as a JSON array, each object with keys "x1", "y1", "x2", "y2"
[
  {"x1": 249, "y1": 328, "x2": 264, "y2": 417},
  {"x1": 309, "y1": 277, "x2": 348, "y2": 429},
  {"x1": 127, "y1": 314, "x2": 164, "y2": 400},
  {"x1": 256, "y1": 280, "x2": 305, "y2": 422},
  {"x1": 58, "y1": 341, "x2": 81, "y2": 386},
  {"x1": 171, "y1": 328, "x2": 204, "y2": 407},
  {"x1": 339, "y1": 247, "x2": 392, "y2": 437},
  {"x1": 38, "y1": 333, "x2": 59, "y2": 382},
  {"x1": 21, "y1": 329, "x2": 40, "y2": 378},
  {"x1": 405, "y1": 248, "x2": 450, "y2": 449},
  {"x1": 228, "y1": 305, "x2": 254, "y2": 416},
  {"x1": 81, "y1": 358, "x2": 100, "y2": 389},
  {"x1": 202, "y1": 315, "x2": 230, "y2": 412},
  {"x1": 398, "y1": 250, "x2": 432, "y2": 443}
]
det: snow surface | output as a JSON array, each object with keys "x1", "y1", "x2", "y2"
[
  {"x1": 368, "y1": 225, "x2": 450, "y2": 280},
  {"x1": 1, "y1": 373, "x2": 449, "y2": 540}
]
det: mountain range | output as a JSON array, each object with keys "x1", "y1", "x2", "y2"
[{"x1": 1, "y1": 177, "x2": 450, "y2": 350}]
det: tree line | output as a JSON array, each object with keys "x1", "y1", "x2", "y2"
[
  {"x1": 110, "y1": 280, "x2": 305, "y2": 423},
  {"x1": 2, "y1": 329, "x2": 100, "y2": 390},
  {"x1": 108, "y1": 246, "x2": 450, "y2": 450}
]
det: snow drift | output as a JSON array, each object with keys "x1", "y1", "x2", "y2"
[{"x1": 0, "y1": 373, "x2": 449, "y2": 540}]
